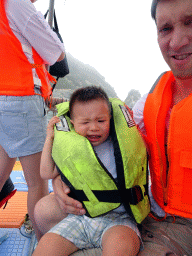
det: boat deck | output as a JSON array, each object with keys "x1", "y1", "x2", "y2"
[{"x1": 0, "y1": 161, "x2": 53, "y2": 255}]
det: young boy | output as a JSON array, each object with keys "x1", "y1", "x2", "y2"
[{"x1": 33, "y1": 86, "x2": 150, "y2": 256}]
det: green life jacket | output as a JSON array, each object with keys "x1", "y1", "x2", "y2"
[{"x1": 52, "y1": 98, "x2": 150, "y2": 223}]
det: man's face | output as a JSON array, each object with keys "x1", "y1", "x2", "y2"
[
  {"x1": 70, "y1": 99, "x2": 110, "y2": 147},
  {"x1": 156, "y1": 0, "x2": 192, "y2": 80}
]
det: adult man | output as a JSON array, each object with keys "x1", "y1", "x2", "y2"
[
  {"x1": 35, "y1": 0, "x2": 192, "y2": 255},
  {"x1": 132, "y1": 0, "x2": 192, "y2": 255}
]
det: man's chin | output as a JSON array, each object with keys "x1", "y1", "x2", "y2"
[{"x1": 173, "y1": 71, "x2": 192, "y2": 80}]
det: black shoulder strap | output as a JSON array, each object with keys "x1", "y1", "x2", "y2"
[
  {"x1": 53, "y1": 11, "x2": 59, "y2": 32},
  {"x1": 149, "y1": 72, "x2": 167, "y2": 94},
  {"x1": 44, "y1": 10, "x2": 59, "y2": 33}
]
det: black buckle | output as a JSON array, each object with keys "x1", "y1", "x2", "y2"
[{"x1": 127, "y1": 186, "x2": 143, "y2": 205}]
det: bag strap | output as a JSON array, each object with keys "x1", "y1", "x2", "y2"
[
  {"x1": 53, "y1": 11, "x2": 59, "y2": 33},
  {"x1": 44, "y1": 10, "x2": 59, "y2": 33},
  {"x1": 44, "y1": 10, "x2": 48, "y2": 19}
]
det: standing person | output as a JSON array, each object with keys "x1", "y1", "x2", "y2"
[
  {"x1": 35, "y1": 0, "x2": 192, "y2": 255},
  {"x1": 33, "y1": 86, "x2": 149, "y2": 255},
  {"x1": 0, "y1": 0, "x2": 65, "y2": 241}
]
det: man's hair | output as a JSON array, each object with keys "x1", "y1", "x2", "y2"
[
  {"x1": 69, "y1": 86, "x2": 111, "y2": 118},
  {"x1": 151, "y1": 0, "x2": 159, "y2": 21}
]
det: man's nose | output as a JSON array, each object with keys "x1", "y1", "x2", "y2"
[{"x1": 169, "y1": 27, "x2": 190, "y2": 51}]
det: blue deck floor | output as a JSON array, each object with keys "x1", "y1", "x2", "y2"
[
  {"x1": 0, "y1": 228, "x2": 36, "y2": 256},
  {"x1": 0, "y1": 165, "x2": 41, "y2": 255}
]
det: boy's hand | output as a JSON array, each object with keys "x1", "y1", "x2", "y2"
[
  {"x1": 52, "y1": 175, "x2": 86, "y2": 215},
  {"x1": 46, "y1": 116, "x2": 60, "y2": 139}
]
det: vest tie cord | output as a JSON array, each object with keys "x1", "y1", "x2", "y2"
[{"x1": 31, "y1": 64, "x2": 43, "y2": 68}]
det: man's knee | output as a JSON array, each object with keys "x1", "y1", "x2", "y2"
[{"x1": 34, "y1": 194, "x2": 66, "y2": 234}]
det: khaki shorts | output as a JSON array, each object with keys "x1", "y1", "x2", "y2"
[{"x1": 70, "y1": 215, "x2": 192, "y2": 256}]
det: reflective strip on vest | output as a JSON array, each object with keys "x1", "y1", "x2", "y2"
[{"x1": 21, "y1": 44, "x2": 42, "y2": 87}]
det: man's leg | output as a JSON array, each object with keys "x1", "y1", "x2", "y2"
[
  {"x1": 34, "y1": 193, "x2": 67, "y2": 234},
  {"x1": 139, "y1": 216, "x2": 192, "y2": 256}
]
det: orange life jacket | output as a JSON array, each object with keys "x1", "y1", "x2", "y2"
[
  {"x1": 144, "y1": 71, "x2": 192, "y2": 218},
  {"x1": 0, "y1": 0, "x2": 56, "y2": 98}
]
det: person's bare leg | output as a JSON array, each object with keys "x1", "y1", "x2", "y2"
[
  {"x1": 19, "y1": 152, "x2": 49, "y2": 241},
  {"x1": 102, "y1": 225, "x2": 140, "y2": 256},
  {"x1": 0, "y1": 145, "x2": 16, "y2": 191},
  {"x1": 32, "y1": 233, "x2": 79, "y2": 256},
  {"x1": 34, "y1": 193, "x2": 67, "y2": 234}
]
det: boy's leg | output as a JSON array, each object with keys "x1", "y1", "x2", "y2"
[
  {"x1": 34, "y1": 193, "x2": 67, "y2": 234},
  {"x1": 102, "y1": 225, "x2": 140, "y2": 256},
  {"x1": 32, "y1": 233, "x2": 79, "y2": 256}
]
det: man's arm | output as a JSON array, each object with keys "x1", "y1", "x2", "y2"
[
  {"x1": 57, "y1": 52, "x2": 65, "y2": 62},
  {"x1": 132, "y1": 93, "x2": 148, "y2": 135}
]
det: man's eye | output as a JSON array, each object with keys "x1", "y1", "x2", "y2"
[
  {"x1": 160, "y1": 26, "x2": 172, "y2": 33},
  {"x1": 98, "y1": 120, "x2": 105, "y2": 123},
  {"x1": 157, "y1": 22, "x2": 172, "y2": 34},
  {"x1": 185, "y1": 19, "x2": 192, "y2": 25}
]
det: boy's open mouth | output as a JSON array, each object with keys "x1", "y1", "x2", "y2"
[{"x1": 87, "y1": 135, "x2": 101, "y2": 141}]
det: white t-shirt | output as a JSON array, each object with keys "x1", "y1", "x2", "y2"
[{"x1": 94, "y1": 137, "x2": 126, "y2": 213}]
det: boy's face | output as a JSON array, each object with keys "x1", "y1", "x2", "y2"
[{"x1": 70, "y1": 99, "x2": 110, "y2": 147}]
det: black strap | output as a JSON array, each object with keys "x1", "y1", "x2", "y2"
[
  {"x1": 44, "y1": 10, "x2": 48, "y2": 19},
  {"x1": 58, "y1": 164, "x2": 147, "y2": 206},
  {"x1": 149, "y1": 72, "x2": 167, "y2": 94},
  {"x1": 44, "y1": 10, "x2": 59, "y2": 33},
  {"x1": 53, "y1": 11, "x2": 59, "y2": 32},
  {"x1": 71, "y1": 185, "x2": 146, "y2": 205}
]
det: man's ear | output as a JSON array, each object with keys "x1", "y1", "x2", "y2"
[{"x1": 70, "y1": 120, "x2": 74, "y2": 126}]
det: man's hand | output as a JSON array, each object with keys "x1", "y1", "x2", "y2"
[{"x1": 52, "y1": 175, "x2": 86, "y2": 215}]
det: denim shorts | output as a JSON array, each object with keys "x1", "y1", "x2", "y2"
[
  {"x1": 0, "y1": 95, "x2": 47, "y2": 158},
  {"x1": 48, "y1": 212, "x2": 142, "y2": 250}
]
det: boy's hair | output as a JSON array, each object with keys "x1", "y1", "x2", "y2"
[{"x1": 69, "y1": 86, "x2": 111, "y2": 119}]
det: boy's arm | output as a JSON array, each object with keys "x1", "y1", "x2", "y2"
[{"x1": 40, "y1": 116, "x2": 60, "y2": 180}]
